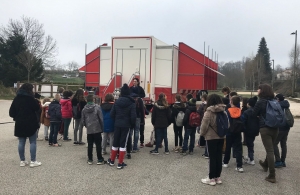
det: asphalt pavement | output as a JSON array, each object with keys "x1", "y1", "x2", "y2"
[{"x1": 0, "y1": 100, "x2": 299, "y2": 195}]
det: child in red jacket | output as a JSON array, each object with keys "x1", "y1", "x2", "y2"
[{"x1": 60, "y1": 90, "x2": 73, "y2": 141}]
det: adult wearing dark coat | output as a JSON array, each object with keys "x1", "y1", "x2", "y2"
[
  {"x1": 130, "y1": 78, "x2": 145, "y2": 98},
  {"x1": 9, "y1": 83, "x2": 42, "y2": 167}
]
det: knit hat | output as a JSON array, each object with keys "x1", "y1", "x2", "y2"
[
  {"x1": 275, "y1": 94, "x2": 285, "y2": 101},
  {"x1": 121, "y1": 83, "x2": 131, "y2": 96},
  {"x1": 248, "y1": 96, "x2": 258, "y2": 107}
]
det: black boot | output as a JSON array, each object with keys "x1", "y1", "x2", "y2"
[
  {"x1": 259, "y1": 160, "x2": 268, "y2": 172},
  {"x1": 265, "y1": 171, "x2": 276, "y2": 183}
]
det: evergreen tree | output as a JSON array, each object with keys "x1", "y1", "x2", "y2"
[
  {"x1": 0, "y1": 33, "x2": 44, "y2": 87},
  {"x1": 256, "y1": 37, "x2": 271, "y2": 83}
]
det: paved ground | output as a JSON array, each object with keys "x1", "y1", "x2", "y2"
[{"x1": 1, "y1": 100, "x2": 300, "y2": 195}]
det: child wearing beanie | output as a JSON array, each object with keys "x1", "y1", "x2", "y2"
[{"x1": 241, "y1": 96, "x2": 259, "y2": 165}]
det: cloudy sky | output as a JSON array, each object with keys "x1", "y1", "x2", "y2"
[{"x1": 1, "y1": 0, "x2": 299, "y2": 68}]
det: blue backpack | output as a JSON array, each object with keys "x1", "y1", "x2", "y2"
[
  {"x1": 264, "y1": 100, "x2": 286, "y2": 128},
  {"x1": 215, "y1": 111, "x2": 229, "y2": 137}
]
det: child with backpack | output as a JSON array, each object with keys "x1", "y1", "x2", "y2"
[
  {"x1": 48, "y1": 94, "x2": 62, "y2": 147},
  {"x1": 197, "y1": 94, "x2": 207, "y2": 148},
  {"x1": 253, "y1": 84, "x2": 282, "y2": 183},
  {"x1": 72, "y1": 89, "x2": 87, "y2": 145},
  {"x1": 171, "y1": 94, "x2": 186, "y2": 152},
  {"x1": 40, "y1": 98, "x2": 51, "y2": 141},
  {"x1": 200, "y1": 94, "x2": 227, "y2": 186},
  {"x1": 222, "y1": 96, "x2": 244, "y2": 173},
  {"x1": 181, "y1": 98, "x2": 200, "y2": 155},
  {"x1": 101, "y1": 93, "x2": 115, "y2": 155},
  {"x1": 82, "y1": 95, "x2": 105, "y2": 165},
  {"x1": 273, "y1": 94, "x2": 292, "y2": 168},
  {"x1": 241, "y1": 96, "x2": 259, "y2": 165}
]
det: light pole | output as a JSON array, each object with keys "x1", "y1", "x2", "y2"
[
  {"x1": 291, "y1": 30, "x2": 297, "y2": 97},
  {"x1": 271, "y1": 59, "x2": 274, "y2": 89}
]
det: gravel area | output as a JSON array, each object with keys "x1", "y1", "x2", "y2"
[{"x1": 0, "y1": 100, "x2": 299, "y2": 195}]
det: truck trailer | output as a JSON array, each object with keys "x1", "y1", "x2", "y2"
[{"x1": 79, "y1": 36, "x2": 222, "y2": 104}]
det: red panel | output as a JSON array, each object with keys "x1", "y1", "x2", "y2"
[
  {"x1": 178, "y1": 42, "x2": 205, "y2": 91},
  {"x1": 154, "y1": 87, "x2": 172, "y2": 104},
  {"x1": 102, "y1": 75, "x2": 122, "y2": 99},
  {"x1": 85, "y1": 47, "x2": 100, "y2": 87}
]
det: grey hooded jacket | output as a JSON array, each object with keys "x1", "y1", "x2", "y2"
[{"x1": 81, "y1": 103, "x2": 104, "y2": 134}]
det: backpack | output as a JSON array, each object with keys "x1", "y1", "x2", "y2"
[
  {"x1": 72, "y1": 103, "x2": 81, "y2": 119},
  {"x1": 230, "y1": 117, "x2": 244, "y2": 133},
  {"x1": 284, "y1": 108, "x2": 294, "y2": 127},
  {"x1": 264, "y1": 100, "x2": 286, "y2": 128},
  {"x1": 45, "y1": 106, "x2": 50, "y2": 119},
  {"x1": 175, "y1": 111, "x2": 185, "y2": 126},
  {"x1": 215, "y1": 111, "x2": 229, "y2": 137},
  {"x1": 189, "y1": 112, "x2": 201, "y2": 127}
]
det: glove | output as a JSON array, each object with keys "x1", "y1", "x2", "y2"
[{"x1": 196, "y1": 126, "x2": 200, "y2": 134}]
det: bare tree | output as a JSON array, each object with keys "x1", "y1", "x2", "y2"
[
  {"x1": 1, "y1": 16, "x2": 57, "y2": 82},
  {"x1": 67, "y1": 61, "x2": 79, "y2": 72}
]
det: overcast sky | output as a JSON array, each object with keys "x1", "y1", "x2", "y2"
[{"x1": 1, "y1": 0, "x2": 299, "y2": 69}]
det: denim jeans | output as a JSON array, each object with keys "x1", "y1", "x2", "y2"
[
  {"x1": 131, "y1": 118, "x2": 140, "y2": 150},
  {"x1": 182, "y1": 128, "x2": 196, "y2": 152},
  {"x1": 44, "y1": 126, "x2": 49, "y2": 138},
  {"x1": 18, "y1": 132, "x2": 37, "y2": 161},
  {"x1": 49, "y1": 122, "x2": 61, "y2": 144},
  {"x1": 154, "y1": 128, "x2": 168, "y2": 152},
  {"x1": 74, "y1": 118, "x2": 83, "y2": 142},
  {"x1": 102, "y1": 132, "x2": 114, "y2": 153},
  {"x1": 63, "y1": 118, "x2": 72, "y2": 140}
]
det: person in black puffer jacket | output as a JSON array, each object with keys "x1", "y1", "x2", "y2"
[
  {"x1": 181, "y1": 98, "x2": 199, "y2": 155},
  {"x1": 48, "y1": 93, "x2": 62, "y2": 147},
  {"x1": 71, "y1": 89, "x2": 87, "y2": 145},
  {"x1": 150, "y1": 93, "x2": 171, "y2": 155},
  {"x1": 241, "y1": 96, "x2": 259, "y2": 165},
  {"x1": 9, "y1": 83, "x2": 42, "y2": 167},
  {"x1": 171, "y1": 94, "x2": 186, "y2": 152},
  {"x1": 273, "y1": 94, "x2": 290, "y2": 168},
  {"x1": 252, "y1": 84, "x2": 278, "y2": 183},
  {"x1": 107, "y1": 84, "x2": 136, "y2": 169}
]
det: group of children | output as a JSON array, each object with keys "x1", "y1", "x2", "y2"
[{"x1": 34, "y1": 84, "x2": 290, "y2": 178}]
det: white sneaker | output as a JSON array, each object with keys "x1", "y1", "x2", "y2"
[
  {"x1": 247, "y1": 159, "x2": 255, "y2": 165},
  {"x1": 235, "y1": 167, "x2": 244, "y2": 173},
  {"x1": 20, "y1": 161, "x2": 29, "y2": 167},
  {"x1": 243, "y1": 157, "x2": 249, "y2": 164},
  {"x1": 215, "y1": 177, "x2": 222, "y2": 184},
  {"x1": 201, "y1": 177, "x2": 216, "y2": 186},
  {"x1": 30, "y1": 161, "x2": 42, "y2": 168},
  {"x1": 222, "y1": 163, "x2": 228, "y2": 168},
  {"x1": 36, "y1": 138, "x2": 44, "y2": 141}
]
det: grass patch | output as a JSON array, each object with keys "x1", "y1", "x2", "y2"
[
  {"x1": 0, "y1": 84, "x2": 16, "y2": 100},
  {"x1": 47, "y1": 74, "x2": 84, "y2": 84}
]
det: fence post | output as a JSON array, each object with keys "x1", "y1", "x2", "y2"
[
  {"x1": 17, "y1": 81, "x2": 20, "y2": 90},
  {"x1": 34, "y1": 82, "x2": 37, "y2": 93},
  {"x1": 50, "y1": 83, "x2": 53, "y2": 97}
]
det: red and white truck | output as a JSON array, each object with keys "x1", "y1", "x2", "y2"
[{"x1": 79, "y1": 36, "x2": 222, "y2": 104}]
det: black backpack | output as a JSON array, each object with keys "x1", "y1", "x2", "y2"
[
  {"x1": 230, "y1": 117, "x2": 244, "y2": 133},
  {"x1": 72, "y1": 103, "x2": 81, "y2": 119},
  {"x1": 264, "y1": 100, "x2": 286, "y2": 128},
  {"x1": 215, "y1": 111, "x2": 229, "y2": 137}
]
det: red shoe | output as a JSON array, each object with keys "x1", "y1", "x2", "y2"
[
  {"x1": 140, "y1": 143, "x2": 144, "y2": 148},
  {"x1": 145, "y1": 142, "x2": 153, "y2": 147}
]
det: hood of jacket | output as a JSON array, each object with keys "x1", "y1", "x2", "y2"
[
  {"x1": 227, "y1": 107, "x2": 241, "y2": 118},
  {"x1": 17, "y1": 89, "x2": 33, "y2": 97},
  {"x1": 187, "y1": 105, "x2": 197, "y2": 112},
  {"x1": 101, "y1": 102, "x2": 114, "y2": 111},
  {"x1": 43, "y1": 102, "x2": 51, "y2": 107},
  {"x1": 173, "y1": 102, "x2": 185, "y2": 108},
  {"x1": 115, "y1": 96, "x2": 135, "y2": 108},
  {"x1": 60, "y1": 98, "x2": 70, "y2": 106},
  {"x1": 84, "y1": 103, "x2": 97, "y2": 113},
  {"x1": 50, "y1": 100, "x2": 60, "y2": 105},
  {"x1": 279, "y1": 100, "x2": 290, "y2": 109},
  {"x1": 154, "y1": 101, "x2": 168, "y2": 110},
  {"x1": 206, "y1": 104, "x2": 226, "y2": 113}
]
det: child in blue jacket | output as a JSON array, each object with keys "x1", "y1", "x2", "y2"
[{"x1": 101, "y1": 94, "x2": 115, "y2": 155}]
